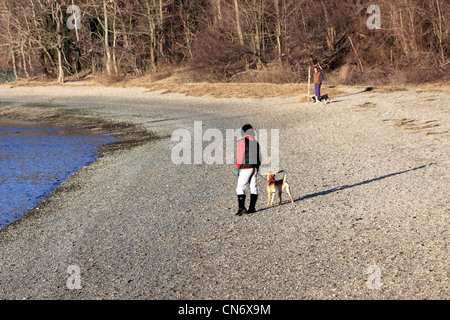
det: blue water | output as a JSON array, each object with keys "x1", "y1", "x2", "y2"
[{"x1": 0, "y1": 119, "x2": 116, "y2": 229}]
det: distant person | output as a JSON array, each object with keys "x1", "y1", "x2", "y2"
[
  {"x1": 235, "y1": 124, "x2": 261, "y2": 216},
  {"x1": 310, "y1": 67, "x2": 323, "y2": 97}
]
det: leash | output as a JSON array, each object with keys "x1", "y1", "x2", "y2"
[{"x1": 236, "y1": 168, "x2": 286, "y2": 181}]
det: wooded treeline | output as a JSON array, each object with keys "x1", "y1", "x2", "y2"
[{"x1": 1, "y1": 0, "x2": 448, "y2": 84}]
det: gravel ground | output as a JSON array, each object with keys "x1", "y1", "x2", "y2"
[{"x1": 0, "y1": 84, "x2": 448, "y2": 299}]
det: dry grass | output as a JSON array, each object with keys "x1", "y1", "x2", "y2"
[
  {"x1": 426, "y1": 131, "x2": 449, "y2": 135},
  {"x1": 144, "y1": 82, "x2": 303, "y2": 98},
  {"x1": 7, "y1": 73, "x2": 448, "y2": 99},
  {"x1": 389, "y1": 119, "x2": 442, "y2": 132},
  {"x1": 406, "y1": 121, "x2": 440, "y2": 131},
  {"x1": 394, "y1": 119, "x2": 417, "y2": 127},
  {"x1": 142, "y1": 81, "x2": 347, "y2": 100},
  {"x1": 369, "y1": 86, "x2": 408, "y2": 93},
  {"x1": 415, "y1": 84, "x2": 450, "y2": 94},
  {"x1": 4, "y1": 76, "x2": 345, "y2": 100},
  {"x1": 9, "y1": 80, "x2": 58, "y2": 88},
  {"x1": 355, "y1": 101, "x2": 377, "y2": 109}
]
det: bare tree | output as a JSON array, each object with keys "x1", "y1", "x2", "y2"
[
  {"x1": 145, "y1": 0, "x2": 157, "y2": 70},
  {"x1": 0, "y1": 0, "x2": 447, "y2": 83},
  {"x1": 52, "y1": 1, "x2": 65, "y2": 82},
  {"x1": 102, "y1": 0, "x2": 113, "y2": 76}
]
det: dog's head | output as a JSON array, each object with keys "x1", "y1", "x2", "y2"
[{"x1": 264, "y1": 171, "x2": 277, "y2": 181}]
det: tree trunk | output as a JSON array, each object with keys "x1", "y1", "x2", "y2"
[
  {"x1": 234, "y1": 0, "x2": 244, "y2": 47},
  {"x1": 112, "y1": 0, "x2": 119, "y2": 75},
  {"x1": 178, "y1": 4, "x2": 193, "y2": 59},
  {"x1": 103, "y1": 0, "x2": 112, "y2": 77},
  {"x1": 158, "y1": 0, "x2": 165, "y2": 59},
  {"x1": 233, "y1": 0, "x2": 248, "y2": 69},
  {"x1": 322, "y1": 1, "x2": 336, "y2": 51},
  {"x1": 57, "y1": 45, "x2": 64, "y2": 83},
  {"x1": 214, "y1": 0, "x2": 222, "y2": 26},
  {"x1": 274, "y1": 0, "x2": 282, "y2": 64},
  {"x1": 20, "y1": 41, "x2": 30, "y2": 78},
  {"x1": 11, "y1": 50, "x2": 18, "y2": 81},
  {"x1": 71, "y1": 0, "x2": 80, "y2": 42},
  {"x1": 307, "y1": 65, "x2": 311, "y2": 100},
  {"x1": 348, "y1": 36, "x2": 363, "y2": 72},
  {"x1": 434, "y1": 0, "x2": 446, "y2": 62},
  {"x1": 146, "y1": 0, "x2": 157, "y2": 70},
  {"x1": 54, "y1": 3, "x2": 65, "y2": 83}
]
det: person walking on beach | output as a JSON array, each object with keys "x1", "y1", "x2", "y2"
[
  {"x1": 310, "y1": 67, "x2": 323, "y2": 97},
  {"x1": 235, "y1": 124, "x2": 261, "y2": 216}
]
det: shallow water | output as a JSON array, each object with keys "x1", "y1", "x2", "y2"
[{"x1": 0, "y1": 118, "x2": 116, "y2": 229}]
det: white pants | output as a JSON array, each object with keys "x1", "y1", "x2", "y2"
[{"x1": 236, "y1": 168, "x2": 258, "y2": 195}]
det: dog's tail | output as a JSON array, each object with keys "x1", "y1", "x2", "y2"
[{"x1": 277, "y1": 169, "x2": 287, "y2": 183}]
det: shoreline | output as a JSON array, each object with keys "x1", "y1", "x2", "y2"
[
  {"x1": 0, "y1": 106, "x2": 162, "y2": 234},
  {"x1": 0, "y1": 104, "x2": 161, "y2": 156}
]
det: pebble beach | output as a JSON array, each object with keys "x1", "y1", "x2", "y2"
[{"x1": 0, "y1": 84, "x2": 448, "y2": 299}]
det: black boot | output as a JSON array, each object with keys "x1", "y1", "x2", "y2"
[
  {"x1": 247, "y1": 194, "x2": 258, "y2": 213},
  {"x1": 236, "y1": 195, "x2": 247, "y2": 216}
]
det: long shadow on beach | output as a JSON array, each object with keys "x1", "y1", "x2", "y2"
[
  {"x1": 333, "y1": 87, "x2": 373, "y2": 99},
  {"x1": 250, "y1": 163, "x2": 435, "y2": 214},
  {"x1": 323, "y1": 87, "x2": 372, "y2": 104},
  {"x1": 295, "y1": 163, "x2": 435, "y2": 203}
]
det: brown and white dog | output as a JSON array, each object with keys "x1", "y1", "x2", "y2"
[{"x1": 264, "y1": 170, "x2": 294, "y2": 206}]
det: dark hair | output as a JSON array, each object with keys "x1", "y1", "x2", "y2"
[{"x1": 241, "y1": 124, "x2": 255, "y2": 136}]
